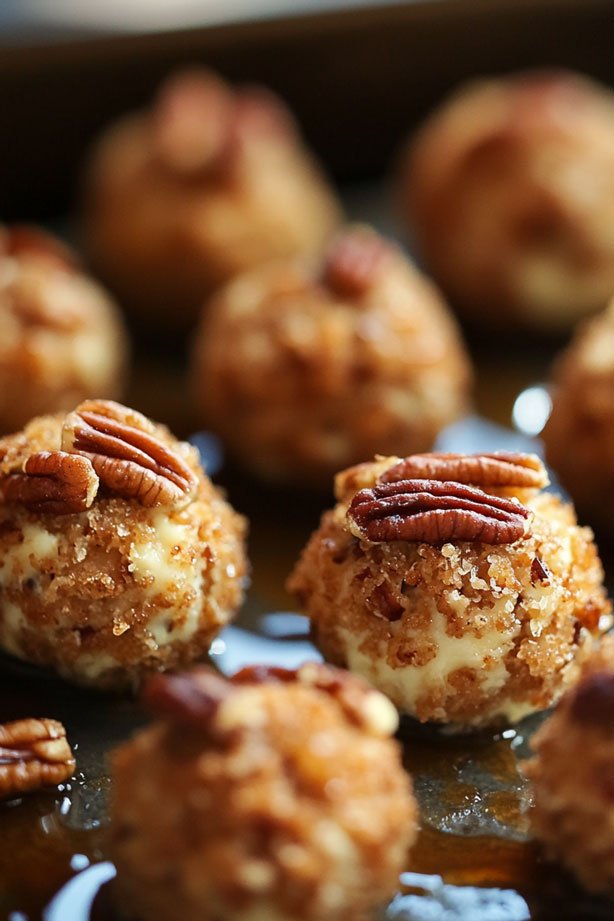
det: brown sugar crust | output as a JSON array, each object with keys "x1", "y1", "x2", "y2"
[
  {"x1": 192, "y1": 226, "x2": 472, "y2": 486},
  {"x1": 0, "y1": 225, "x2": 128, "y2": 434},
  {"x1": 83, "y1": 68, "x2": 342, "y2": 329},
  {"x1": 402, "y1": 70, "x2": 614, "y2": 331},
  {"x1": 287, "y1": 455, "x2": 611, "y2": 727},
  {"x1": 111, "y1": 665, "x2": 417, "y2": 921},
  {"x1": 525, "y1": 637, "x2": 614, "y2": 895},
  {"x1": 0, "y1": 410, "x2": 247, "y2": 690},
  {"x1": 543, "y1": 299, "x2": 614, "y2": 534}
]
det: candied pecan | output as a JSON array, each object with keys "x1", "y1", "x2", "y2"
[
  {"x1": 0, "y1": 451, "x2": 99, "y2": 515},
  {"x1": 152, "y1": 70, "x2": 234, "y2": 175},
  {"x1": 1, "y1": 225, "x2": 76, "y2": 271},
  {"x1": 0, "y1": 718, "x2": 75, "y2": 799},
  {"x1": 347, "y1": 478, "x2": 530, "y2": 545},
  {"x1": 379, "y1": 452, "x2": 548, "y2": 490},
  {"x1": 569, "y1": 672, "x2": 614, "y2": 729},
  {"x1": 143, "y1": 668, "x2": 231, "y2": 728},
  {"x1": 62, "y1": 400, "x2": 198, "y2": 508},
  {"x1": 322, "y1": 229, "x2": 392, "y2": 298}
]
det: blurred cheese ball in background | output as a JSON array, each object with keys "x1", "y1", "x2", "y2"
[
  {"x1": 111, "y1": 664, "x2": 418, "y2": 921},
  {"x1": 287, "y1": 452, "x2": 612, "y2": 729},
  {"x1": 83, "y1": 68, "x2": 342, "y2": 331},
  {"x1": 0, "y1": 226, "x2": 128, "y2": 434},
  {"x1": 0, "y1": 399, "x2": 247, "y2": 690},
  {"x1": 543, "y1": 299, "x2": 614, "y2": 535},
  {"x1": 192, "y1": 226, "x2": 472, "y2": 487},
  {"x1": 525, "y1": 636, "x2": 614, "y2": 895},
  {"x1": 401, "y1": 70, "x2": 614, "y2": 333}
]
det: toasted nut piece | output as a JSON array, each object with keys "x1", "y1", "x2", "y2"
[
  {"x1": 143, "y1": 669, "x2": 231, "y2": 728},
  {"x1": 347, "y1": 478, "x2": 530, "y2": 545},
  {"x1": 0, "y1": 718, "x2": 75, "y2": 799},
  {"x1": 0, "y1": 451, "x2": 99, "y2": 515},
  {"x1": 62, "y1": 400, "x2": 198, "y2": 508},
  {"x1": 379, "y1": 452, "x2": 548, "y2": 490},
  {"x1": 322, "y1": 227, "x2": 393, "y2": 298},
  {"x1": 0, "y1": 225, "x2": 77, "y2": 271}
]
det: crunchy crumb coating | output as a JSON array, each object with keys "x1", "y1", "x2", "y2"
[
  {"x1": 0, "y1": 412, "x2": 247, "y2": 690},
  {"x1": 83, "y1": 71, "x2": 341, "y2": 329},
  {"x1": 0, "y1": 227, "x2": 127, "y2": 433},
  {"x1": 192, "y1": 229, "x2": 472, "y2": 485},
  {"x1": 111, "y1": 665, "x2": 417, "y2": 921},
  {"x1": 525, "y1": 636, "x2": 614, "y2": 894},
  {"x1": 544, "y1": 299, "x2": 614, "y2": 534},
  {"x1": 287, "y1": 456, "x2": 611, "y2": 727},
  {"x1": 402, "y1": 70, "x2": 614, "y2": 331}
]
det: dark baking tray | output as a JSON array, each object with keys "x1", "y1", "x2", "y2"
[{"x1": 0, "y1": 3, "x2": 613, "y2": 920}]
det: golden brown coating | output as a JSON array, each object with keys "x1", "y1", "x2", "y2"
[
  {"x1": 0, "y1": 400, "x2": 247, "y2": 690},
  {"x1": 402, "y1": 70, "x2": 614, "y2": 332},
  {"x1": 287, "y1": 453, "x2": 611, "y2": 728},
  {"x1": 83, "y1": 69, "x2": 342, "y2": 329},
  {"x1": 192, "y1": 226, "x2": 472, "y2": 486},
  {"x1": 525, "y1": 636, "x2": 614, "y2": 895},
  {"x1": 111, "y1": 663, "x2": 417, "y2": 921},
  {"x1": 543, "y1": 299, "x2": 614, "y2": 534},
  {"x1": 0, "y1": 225, "x2": 128, "y2": 433}
]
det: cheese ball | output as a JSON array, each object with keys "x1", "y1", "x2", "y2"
[
  {"x1": 0, "y1": 399, "x2": 247, "y2": 690},
  {"x1": 83, "y1": 68, "x2": 342, "y2": 330},
  {"x1": 192, "y1": 226, "x2": 472, "y2": 486},
  {"x1": 0, "y1": 225, "x2": 128, "y2": 433},
  {"x1": 543, "y1": 299, "x2": 614, "y2": 535},
  {"x1": 111, "y1": 663, "x2": 418, "y2": 921},
  {"x1": 525, "y1": 636, "x2": 614, "y2": 895},
  {"x1": 287, "y1": 452, "x2": 611, "y2": 728},
  {"x1": 401, "y1": 70, "x2": 614, "y2": 332}
]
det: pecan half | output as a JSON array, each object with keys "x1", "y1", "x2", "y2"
[
  {"x1": 143, "y1": 668, "x2": 231, "y2": 728},
  {"x1": 1, "y1": 225, "x2": 76, "y2": 272},
  {"x1": 153, "y1": 70, "x2": 234, "y2": 175},
  {"x1": 0, "y1": 718, "x2": 75, "y2": 799},
  {"x1": 1, "y1": 451, "x2": 99, "y2": 515},
  {"x1": 322, "y1": 228, "x2": 392, "y2": 298},
  {"x1": 62, "y1": 400, "x2": 198, "y2": 508},
  {"x1": 379, "y1": 452, "x2": 548, "y2": 490},
  {"x1": 569, "y1": 672, "x2": 614, "y2": 730},
  {"x1": 347, "y1": 478, "x2": 531, "y2": 545}
]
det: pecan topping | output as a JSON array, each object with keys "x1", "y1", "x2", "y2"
[
  {"x1": 1, "y1": 451, "x2": 99, "y2": 515},
  {"x1": 1, "y1": 225, "x2": 76, "y2": 272},
  {"x1": 0, "y1": 718, "x2": 75, "y2": 799},
  {"x1": 322, "y1": 229, "x2": 392, "y2": 298},
  {"x1": 153, "y1": 70, "x2": 234, "y2": 174},
  {"x1": 347, "y1": 478, "x2": 530, "y2": 545},
  {"x1": 235, "y1": 662, "x2": 398, "y2": 736},
  {"x1": 143, "y1": 668, "x2": 231, "y2": 728},
  {"x1": 569, "y1": 672, "x2": 614, "y2": 730},
  {"x1": 62, "y1": 400, "x2": 198, "y2": 508},
  {"x1": 379, "y1": 452, "x2": 548, "y2": 490}
]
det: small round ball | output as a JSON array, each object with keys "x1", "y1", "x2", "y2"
[
  {"x1": 192, "y1": 226, "x2": 472, "y2": 486},
  {"x1": 110, "y1": 663, "x2": 418, "y2": 921},
  {"x1": 287, "y1": 454, "x2": 611, "y2": 728},
  {"x1": 401, "y1": 70, "x2": 614, "y2": 332},
  {"x1": 0, "y1": 225, "x2": 128, "y2": 433},
  {"x1": 83, "y1": 69, "x2": 342, "y2": 330},
  {"x1": 0, "y1": 401, "x2": 247, "y2": 690},
  {"x1": 525, "y1": 636, "x2": 614, "y2": 895},
  {"x1": 543, "y1": 299, "x2": 614, "y2": 535}
]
